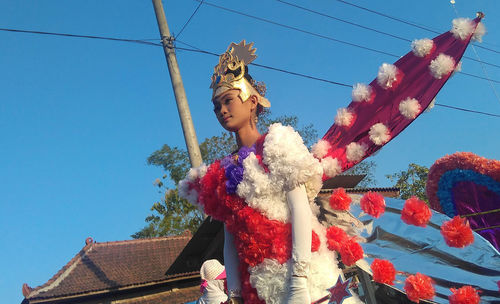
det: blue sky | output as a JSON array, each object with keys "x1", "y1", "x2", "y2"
[{"x1": 1, "y1": 1, "x2": 499, "y2": 303}]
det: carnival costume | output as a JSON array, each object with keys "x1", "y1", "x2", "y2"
[{"x1": 180, "y1": 14, "x2": 489, "y2": 304}]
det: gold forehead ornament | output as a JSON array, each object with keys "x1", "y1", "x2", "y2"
[{"x1": 210, "y1": 40, "x2": 270, "y2": 108}]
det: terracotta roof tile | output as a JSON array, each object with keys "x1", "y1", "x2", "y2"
[
  {"x1": 25, "y1": 235, "x2": 191, "y2": 301},
  {"x1": 113, "y1": 286, "x2": 200, "y2": 304}
]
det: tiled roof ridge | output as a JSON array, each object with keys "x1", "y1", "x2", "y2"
[
  {"x1": 24, "y1": 234, "x2": 194, "y2": 300},
  {"x1": 26, "y1": 240, "x2": 96, "y2": 298},
  {"x1": 320, "y1": 187, "x2": 399, "y2": 193},
  {"x1": 28, "y1": 270, "x2": 201, "y2": 301},
  {"x1": 93, "y1": 235, "x2": 191, "y2": 247}
]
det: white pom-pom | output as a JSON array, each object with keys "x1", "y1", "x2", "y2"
[
  {"x1": 399, "y1": 97, "x2": 421, "y2": 119},
  {"x1": 352, "y1": 83, "x2": 373, "y2": 102},
  {"x1": 346, "y1": 142, "x2": 367, "y2": 162},
  {"x1": 451, "y1": 18, "x2": 475, "y2": 40},
  {"x1": 377, "y1": 63, "x2": 399, "y2": 89},
  {"x1": 311, "y1": 139, "x2": 331, "y2": 159},
  {"x1": 425, "y1": 98, "x2": 436, "y2": 113},
  {"x1": 411, "y1": 38, "x2": 434, "y2": 57},
  {"x1": 472, "y1": 22, "x2": 486, "y2": 42},
  {"x1": 429, "y1": 53, "x2": 455, "y2": 79},
  {"x1": 334, "y1": 108, "x2": 355, "y2": 127},
  {"x1": 321, "y1": 157, "x2": 342, "y2": 177},
  {"x1": 369, "y1": 123, "x2": 391, "y2": 145}
]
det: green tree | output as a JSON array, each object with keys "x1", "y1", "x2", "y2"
[
  {"x1": 385, "y1": 163, "x2": 429, "y2": 202},
  {"x1": 132, "y1": 112, "x2": 319, "y2": 238}
]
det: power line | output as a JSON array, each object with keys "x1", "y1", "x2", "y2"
[
  {"x1": 0, "y1": 27, "x2": 161, "y2": 47},
  {"x1": 277, "y1": 0, "x2": 411, "y2": 43},
  {"x1": 333, "y1": 0, "x2": 500, "y2": 55},
  {"x1": 173, "y1": 43, "x2": 500, "y2": 118},
  {"x1": 174, "y1": 42, "x2": 352, "y2": 87},
  {"x1": 435, "y1": 103, "x2": 500, "y2": 117},
  {"x1": 276, "y1": 0, "x2": 500, "y2": 70},
  {"x1": 195, "y1": 0, "x2": 399, "y2": 58},
  {"x1": 175, "y1": 0, "x2": 204, "y2": 39},
  {"x1": 1, "y1": 27, "x2": 498, "y2": 118}
]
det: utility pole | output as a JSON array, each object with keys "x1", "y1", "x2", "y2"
[{"x1": 152, "y1": 0, "x2": 203, "y2": 168}]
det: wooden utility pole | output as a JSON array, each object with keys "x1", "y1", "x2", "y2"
[{"x1": 152, "y1": 0, "x2": 203, "y2": 168}]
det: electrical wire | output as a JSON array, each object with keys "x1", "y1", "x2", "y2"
[
  {"x1": 0, "y1": 27, "x2": 498, "y2": 118},
  {"x1": 174, "y1": 42, "x2": 500, "y2": 118},
  {"x1": 450, "y1": 2, "x2": 500, "y2": 106},
  {"x1": 196, "y1": 0, "x2": 500, "y2": 73},
  {"x1": 195, "y1": 0, "x2": 399, "y2": 58},
  {"x1": 435, "y1": 103, "x2": 500, "y2": 117},
  {"x1": 175, "y1": 0, "x2": 204, "y2": 39},
  {"x1": 334, "y1": 0, "x2": 500, "y2": 55},
  {"x1": 277, "y1": 0, "x2": 411, "y2": 43},
  {"x1": 0, "y1": 27, "x2": 161, "y2": 47},
  {"x1": 276, "y1": 0, "x2": 500, "y2": 70}
]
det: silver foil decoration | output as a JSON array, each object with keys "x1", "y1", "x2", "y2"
[{"x1": 351, "y1": 197, "x2": 500, "y2": 303}]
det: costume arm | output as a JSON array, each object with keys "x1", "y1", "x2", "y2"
[
  {"x1": 224, "y1": 225, "x2": 242, "y2": 299},
  {"x1": 287, "y1": 184, "x2": 312, "y2": 303}
]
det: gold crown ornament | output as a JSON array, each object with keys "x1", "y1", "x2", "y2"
[{"x1": 210, "y1": 40, "x2": 271, "y2": 108}]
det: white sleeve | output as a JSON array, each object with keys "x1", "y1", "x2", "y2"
[
  {"x1": 224, "y1": 225, "x2": 242, "y2": 297},
  {"x1": 287, "y1": 184, "x2": 312, "y2": 277}
]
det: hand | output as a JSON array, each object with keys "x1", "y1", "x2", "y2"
[{"x1": 287, "y1": 276, "x2": 310, "y2": 304}]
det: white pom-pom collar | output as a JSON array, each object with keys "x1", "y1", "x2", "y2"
[
  {"x1": 346, "y1": 142, "x2": 367, "y2": 162},
  {"x1": 352, "y1": 83, "x2": 374, "y2": 103},
  {"x1": 451, "y1": 18, "x2": 475, "y2": 40},
  {"x1": 377, "y1": 63, "x2": 402, "y2": 90},
  {"x1": 334, "y1": 108, "x2": 355, "y2": 127},
  {"x1": 311, "y1": 139, "x2": 331, "y2": 159},
  {"x1": 369, "y1": 123, "x2": 391, "y2": 145},
  {"x1": 411, "y1": 39, "x2": 434, "y2": 57},
  {"x1": 399, "y1": 97, "x2": 421, "y2": 119},
  {"x1": 429, "y1": 53, "x2": 455, "y2": 79}
]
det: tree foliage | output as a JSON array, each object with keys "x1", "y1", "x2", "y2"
[{"x1": 385, "y1": 163, "x2": 429, "y2": 202}]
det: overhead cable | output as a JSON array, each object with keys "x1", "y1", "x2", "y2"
[
  {"x1": 175, "y1": 0, "x2": 204, "y2": 39},
  {"x1": 333, "y1": 0, "x2": 500, "y2": 55},
  {"x1": 276, "y1": 0, "x2": 500, "y2": 69},
  {"x1": 1, "y1": 27, "x2": 498, "y2": 118}
]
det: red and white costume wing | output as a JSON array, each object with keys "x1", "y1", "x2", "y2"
[{"x1": 315, "y1": 15, "x2": 484, "y2": 178}]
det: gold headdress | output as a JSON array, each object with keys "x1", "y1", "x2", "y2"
[{"x1": 210, "y1": 40, "x2": 271, "y2": 108}]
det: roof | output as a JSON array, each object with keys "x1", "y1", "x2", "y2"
[
  {"x1": 112, "y1": 286, "x2": 200, "y2": 304},
  {"x1": 322, "y1": 174, "x2": 366, "y2": 189},
  {"x1": 23, "y1": 234, "x2": 193, "y2": 302}
]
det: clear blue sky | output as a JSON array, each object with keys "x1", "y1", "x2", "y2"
[{"x1": 1, "y1": 1, "x2": 499, "y2": 303}]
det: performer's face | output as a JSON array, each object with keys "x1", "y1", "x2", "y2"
[{"x1": 213, "y1": 89, "x2": 256, "y2": 132}]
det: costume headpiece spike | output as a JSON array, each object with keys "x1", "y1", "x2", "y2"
[{"x1": 210, "y1": 40, "x2": 270, "y2": 108}]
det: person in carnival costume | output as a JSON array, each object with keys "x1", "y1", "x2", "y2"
[
  {"x1": 197, "y1": 259, "x2": 228, "y2": 304},
  {"x1": 180, "y1": 14, "x2": 486, "y2": 303},
  {"x1": 179, "y1": 41, "x2": 362, "y2": 304}
]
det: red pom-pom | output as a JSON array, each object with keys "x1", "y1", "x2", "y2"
[
  {"x1": 326, "y1": 226, "x2": 348, "y2": 252},
  {"x1": 311, "y1": 230, "x2": 320, "y2": 252},
  {"x1": 370, "y1": 259, "x2": 396, "y2": 285},
  {"x1": 441, "y1": 216, "x2": 474, "y2": 248},
  {"x1": 360, "y1": 191, "x2": 386, "y2": 218},
  {"x1": 404, "y1": 273, "x2": 435, "y2": 303},
  {"x1": 339, "y1": 237, "x2": 364, "y2": 266},
  {"x1": 401, "y1": 196, "x2": 432, "y2": 227},
  {"x1": 329, "y1": 188, "x2": 352, "y2": 211},
  {"x1": 449, "y1": 285, "x2": 480, "y2": 304}
]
